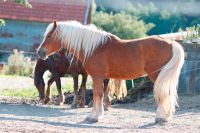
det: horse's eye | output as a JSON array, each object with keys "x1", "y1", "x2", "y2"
[{"x1": 47, "y1": 35, "x2": 51, "y2": 38}]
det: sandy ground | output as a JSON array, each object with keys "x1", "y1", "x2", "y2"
[
  {"x1": 0, "y1": 76, "x2": 34, "y2": 90},
  {"x1": 0, "y1": 95, "x2": 199, "y2": 133}
]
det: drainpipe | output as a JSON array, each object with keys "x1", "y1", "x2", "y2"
[{"x1": 83, "y1": 0, "x2": 92, "y2": 25}]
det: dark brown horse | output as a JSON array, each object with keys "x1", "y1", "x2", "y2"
[
  {"x1": 34, "y1": 48, "x2": 88, "y2": 107},
  {"x1": 37, "y1": 21, "x2": 183, "y2": 123},
  {"x1": 34, "y1": 48, "x2": 114, "y2": 109}
]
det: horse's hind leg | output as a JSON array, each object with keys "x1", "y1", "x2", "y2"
[
  {"x1": 54, "y1": 75, "x2": 65, "y2": 105},
  {"x1": 79, "y1": 74, "x2": 87, "y2": 108},
  {"x1": 44, "y1": 77, "x2": 54, "y2": 104},
  {"x1": 146, "y1": 66, "x2": 174, "y2": 123},
  {"x1": 103, "y1": 79, "x2": 111, "y2": 111},
  {"x1": 71, "y1": 74, "x2": 79, "y2": 108},
  {"x1": 86, "y1": 76, "x2": 104, "y2": 122}
]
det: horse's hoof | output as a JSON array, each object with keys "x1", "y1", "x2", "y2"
[
  {"x1": 56, "y1": 102, "x2": 63, "y2": 106},
  {"x1": 71, "y1": 103, "x2": 78, "y2": 108},
  {"x1": 88, "y1": 101, "x2": 93, "y2": 107},
  {"x1": 44, "y1": 98, "x2": 50, "y2": 104},
  {"x1": 104, "y1": 107, "x2": 110, "y2": 111},
  {"x1": 85, "y1": 116, "x2": 98, "y2": 123},
  {"x1": 79, "y1": 103, "x2": 85, "y2": 108},
  {"x1": 155, "y1": 118, "x2": 168, "y2": 123}
]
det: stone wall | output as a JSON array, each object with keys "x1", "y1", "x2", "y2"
[{"x1": 179, "y1": 42, "x2": 200, "y2": 94}]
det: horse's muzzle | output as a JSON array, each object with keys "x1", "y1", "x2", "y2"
[{"x1": 37, "y1": 48, "x2": 46, "y2": 59}]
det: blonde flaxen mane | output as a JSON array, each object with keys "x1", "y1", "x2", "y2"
[{"x1": 45, "y1": 21, "x2": 110, "y2": 62}]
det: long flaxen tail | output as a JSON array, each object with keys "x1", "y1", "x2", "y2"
[
  {"x1": 108, "y1": 79, "x2": 127, "y2": 99},
  {"x1": 154, "y1": 41, "x2": 185, "y2": 121}
]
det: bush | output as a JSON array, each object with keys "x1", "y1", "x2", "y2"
[
  {"x1": 3, "y1": 49, "x2": 35, "y2": 76},
  {"x1": 93, "y1": 11, "x2": 154, "y2": 39}
]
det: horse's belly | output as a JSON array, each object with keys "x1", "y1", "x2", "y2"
[
  {"x1": 108, "y1": 66, "x2": 146, "y2": 80},
  {"x1": 85, "y1": 46, "x2": 145, "y2": 79}
]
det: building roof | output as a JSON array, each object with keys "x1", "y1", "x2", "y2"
[{"x1": 0, "y1": 0, "x2": 89, "y2": 23}]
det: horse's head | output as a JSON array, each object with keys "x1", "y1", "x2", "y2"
[{"x1": 37, "y1": 21, "x2": 61, "y2": 59}]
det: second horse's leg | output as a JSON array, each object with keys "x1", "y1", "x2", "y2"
[
  {"x1": 103, "y1": 79, "x2": 111, "y2": 111},
  {"x1": 71, "y1": 74, "x2": 79, "y2": 108},
  {"x1": 54, "y1": 75, "x2": 65, "y2": 105},
  {"x1": 44, "y1": 77, "x2": 54, "y2": 104},
  {"x1": 79, "y1": 74, "x2": 87, "y2": 108}
]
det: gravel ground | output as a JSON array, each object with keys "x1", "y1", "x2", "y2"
[
  {"x1": 0, "y1": 95, "x2": 199, "y2": 133},
  {"x1": 0, "y1": 76, "x2": 34, "y2": 90}
]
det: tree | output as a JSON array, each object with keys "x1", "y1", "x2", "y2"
[
  {"x1": 93, "y1": 11, "x2": 154, "y2": 39},
  {"x1": 0, "y1": 0, "x2": 31, "y2": 26},
  {"x1": 96, "y1": 0, "x2": 200, "y2": 35}
]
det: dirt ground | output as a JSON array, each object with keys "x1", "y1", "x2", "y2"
[
  {"x1": 0, "y1": 95, "x2": 199, "y2": 133},
  {"x1": 0, "y1": 76, "x2": 34, "y2": 90}
]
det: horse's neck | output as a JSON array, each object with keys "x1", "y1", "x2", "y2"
[{"x1": 65, "y1": 34, "x2": 121, "y2": 63}]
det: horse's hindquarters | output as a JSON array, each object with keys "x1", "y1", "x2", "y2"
[{"x1": 153, "y1": 41, "x2": 185, "y2": 122}]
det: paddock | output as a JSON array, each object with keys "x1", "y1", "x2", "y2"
[{"x1": 0, "y1": 94, "x2": 199, "y2": 133}]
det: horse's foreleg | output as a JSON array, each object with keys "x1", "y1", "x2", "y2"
[
  {"x1": 103, "y1": 79, "x2": 111, "y2": 111},
  {"x1": 71, "y1": 74, "x2": 79, "y2": 108},
  {"x1": 86, "y1": 76, "x2": 104, "y2": 123},
  {"x1": 79, "y1": 74, "x2": 87, "y2": 108},
  {"x1": 44, "y1": 77, "x2": 54, "y2": 104},
  {"x1": 54, "y1": 76, "x2": 65, "y2": 105}
]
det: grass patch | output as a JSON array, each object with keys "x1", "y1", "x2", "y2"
[
  {"x1": 0, "y1": 74, "x2": 93, "y2": 98},
  {"x1": 0, "y1": 74, "x2": 27, "y2": 78},
  {"x1": 0, "y1": 85, "x2": 74, "y2": 98},
  {"x1": 0, "y1": 88, "x2": 39, "y2": 98},
  {"x1": 0, "y1": 87, "x2": 61, "y2": 98}
]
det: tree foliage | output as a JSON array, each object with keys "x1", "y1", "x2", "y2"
[
  {"x1": 15, "y1": 0, "x2": 32, "y2": 8},
  {"x1": 93, "y1": 11, "x2": 154, "y2": 39},
  {"x1": 0, "y1": 19, "x2": 5, "y2": 26},
  {"x1": 126, "y1": 2, "x2": 185, "y2": 35},
  {"x1": 96, "y1": 0, "x2": 200, "y2": 35}
]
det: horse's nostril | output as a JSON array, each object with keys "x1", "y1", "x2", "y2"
[
  {"x1": 37, "y1": 49, "x2": 42, "y2": 55},
  {"x1": 37, "y1": 48, "x2": 46, "y2": 59}
]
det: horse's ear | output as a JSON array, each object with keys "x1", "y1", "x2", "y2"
[
  {"x1": 47, "y1": 20, "x2": 57, "y2": 37},
  {"x1": 53, "y1": 20, "x2": 57, "y2": 28}
]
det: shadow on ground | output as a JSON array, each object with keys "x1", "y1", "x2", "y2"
[{"x1": 0, "y1": 104, "x2": 69, "y2": 117}]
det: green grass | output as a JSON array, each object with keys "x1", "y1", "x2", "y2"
[
  {"x1": 0, "y1": 74, "x2": 24, "y2": 78},
  {"x1": 0, "y1": 88, "x2": 39, "y2": 98},
  {"x1": 0, "y1": 74, "x2": 93, "y2": 98},
  {"x1": 0, "y1": 88, "x2": 64, "y2": 99},
  {"x1": 0, "y1": 83, "x2": 76, "y2": 98},
  {"x1": 0, "y1": 87, "x2": 73, "y2": 98}
]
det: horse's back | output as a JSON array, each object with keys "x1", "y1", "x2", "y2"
[
  {"x1": 84, "y1": 36, "x2": 175, "y2": 80},
  {"x1": 46, "y1": 52, "x2": 86, "y2": 76}
]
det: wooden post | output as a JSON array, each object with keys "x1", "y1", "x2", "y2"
[{"x1": 87, "y1": 0, "x2": 94, "y2": 24}]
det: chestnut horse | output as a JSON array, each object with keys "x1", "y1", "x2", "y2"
[{"x1": 37, "y1": 21, "x2": 185, "y2": 123}]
